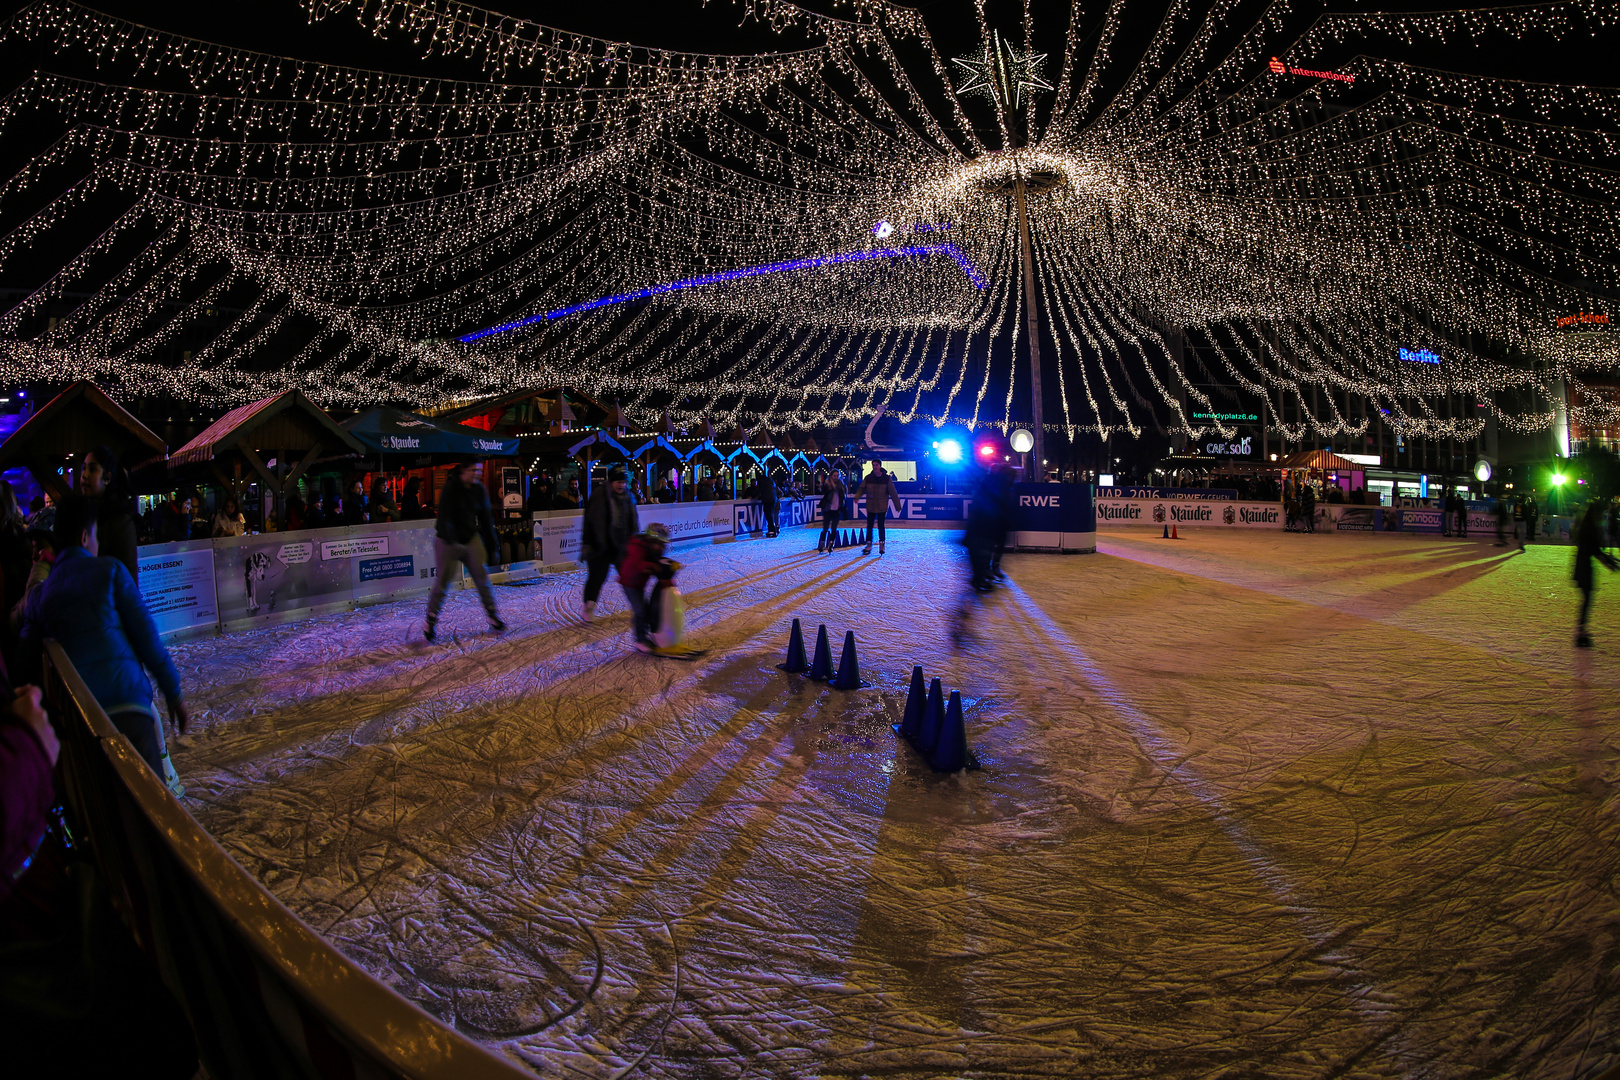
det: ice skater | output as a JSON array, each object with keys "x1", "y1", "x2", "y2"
[
  {"x1": 1573, "y1": 501, "x2": 1618, "y2": 648},
  {"x1": 423, "y1": 461, "x2": 505, "y2": 642},
  {"x1": 580, "y1": 465, "x2": 637, "y2": 621},
  {"x1": 855, "y1": 458, "x2": 901, "y2": 555},
  {"x1": 754, "y1": 471, "x2": 780, "y2": 537},
  {"x1": 816, "y1": 473, "x2": 843, "y2": 553},
  {"x1": 619, "y1": 522, "x2": 677, "y2": 652}
]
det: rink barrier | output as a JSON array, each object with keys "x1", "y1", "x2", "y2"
[
  {"x1": 137, "y1": 489, "x2": 1098, "y2": 642},
  {"x1": 41, "y1": 641, "x2": 531, "y2": 1080}
]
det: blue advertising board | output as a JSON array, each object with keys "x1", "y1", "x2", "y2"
[
  {"x1": 359, "y1": 555, "x2": 415, "y2": 582},
  {"x1": 1012, "y1": 483, "x2": 1094, "y2": 533}
]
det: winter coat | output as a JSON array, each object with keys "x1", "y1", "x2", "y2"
[
  {"x1": 435, "y1": 478, "x2": 496, "y2": 552},
  {"x1": 1574, "y1": 511, "x2": 1618, "y2": 589},
  {"x1": 753, "y1": 477, "x2": 778, "y2": 509},
  {"x1": 99, "y1": 501, "x2": 141, "y2": 581},
  {"x1": 0, "y1": 694, "x2": 55, "y2": 905},
  {"x1": 855, "y1": 469, "x2": 901, "y2": 517},
  {"x1": 18, "y1": 546, "x2": 183, "y2": 717},
  {"x1": 0, "y1": 521, "x2": 28, "y2": 612},
  {"x1": 581, "y1": 486, "x2": 638, "y2": 565},
  {"x1": 619, "y1": 535, "x2": 675, "y2": 590},
  {"x1": 818, "y1": 483, "x2": 843, "y2": 515}
]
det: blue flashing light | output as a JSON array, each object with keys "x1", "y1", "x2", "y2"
[
  {"x1": 457, "y1": 243, "x2": 988, "y2": 343},
  {"x1": 936, "y1": 438, "x2": 964, "y2": 464},
  {"x1": 1398, "y1": 346, "x2": 1440, "y2": 364}
]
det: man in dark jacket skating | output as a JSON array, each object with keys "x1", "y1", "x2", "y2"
[
  {"x1": 1574, "y1": 501, "x2": 1618, "y2": 648},
  {"x1": 424, "y1": 462, "x2": 504, "y2": 641},
  {"x1": 580, "y1": 465, "x2": 638, "y2": 621},
  {"x1": 855, "y1": 459, "x2": 902, "y2": 555}
]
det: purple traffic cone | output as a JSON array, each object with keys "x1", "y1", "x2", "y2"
[
  {"x1": 917, "y1": 677, "x2": 945, "y2": 754},
  {"x1": 831, "y1": 631, "x2": 864, "y2": 689},
  {"x1": 930, "y1": 690, "x2": 970, "y2": 772},
  {"x1": 777, "y1": 618, "x2": 808, "y2": 673},
  {"x1": 806, "y1": 624, "x2": 835, "y2": 681},
  {"x1": 896, "y1": 666, "x2": 925, "y2": 738}
]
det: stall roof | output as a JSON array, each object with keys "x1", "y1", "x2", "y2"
[
  {"x1": 0, "y1": 380, "x2": 165, "y2": 469},
  {"x1": 1277, "y1": 449, "x2": 1366, "y2": 471},
  {"x1": 170, "y1": 389, "x2": 365, "y2": 468},
  {"x1": 342, "y1": 405, "x2": 518, "y2": 459}
]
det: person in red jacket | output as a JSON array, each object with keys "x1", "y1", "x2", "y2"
[{"x1": 618, "y1": 523, "x2": 675, "y2": 651}]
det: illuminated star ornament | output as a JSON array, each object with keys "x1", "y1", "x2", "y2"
[{"x1": 952, "y1": 30, "x2": 1054, "y2": 110}]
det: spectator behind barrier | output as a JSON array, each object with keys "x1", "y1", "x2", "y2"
[
  {"x1": 17, "y1": 495, "x2": 190, "y2": 777},
  {"x1": 79, "y1": 445, "x2": 141, "y2": 581}
]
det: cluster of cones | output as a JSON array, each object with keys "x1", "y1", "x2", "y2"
[
  {"x1": 777, "y1": 618, "x2": 869, "y2": 689},
  {"x1": 1160, "y1": 522, "x2": 1180, "y2": 539},
  {"x1": 894, "y1": 666, "x2": 979, "y2": 773}
]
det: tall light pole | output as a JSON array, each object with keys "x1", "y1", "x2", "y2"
[
  {"x1": 955, "y1": 30, "x2": 1056, "y2": 481},
  {"x1": 1014, "y1": 177, "x2": 1046, "y2": 480}
]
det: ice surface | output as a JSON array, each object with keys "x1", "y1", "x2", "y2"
[{"x1": 169, "y1": 528, "x2": 1620, "y2": 1078}]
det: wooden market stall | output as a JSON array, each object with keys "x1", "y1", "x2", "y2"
[{"x1": 0, "y1": 380, "x2": 166, "y2": 500}]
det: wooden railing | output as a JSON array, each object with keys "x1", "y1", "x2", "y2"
[{"x1": 42, "y1": 640, "x2": 532, "y2": 1080}]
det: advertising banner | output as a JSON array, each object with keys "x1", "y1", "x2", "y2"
[
  {"x1": 137, "y1": 542, "x2": 219, "y2": 638},
  {"x1": 534, "y1": 510, "x2": 584, "y2": 565},
  {"x1": 1096, "y1": 499, "x2": 1284, "y2": 528},
  {"x1": 1330, "y1": 507, "x2": 1384, "y2": 532},
  {"x1": 213, "y1": 529, "x2": 357, "y2": 629},
  {"x1": 1397, "y1": 508, "x2": 1446, "y2": 533},
  {"x1": 851, "y1": 495, "x2": 971, "y2": 522},
  {"x1": 1010, "y1": 483, "x2": 1096, "y2": 551},
  {"x1": 1096, "y1": 486, "x2": 1238, "y2": 501},
  {"x1": 350, "y1": 521, "x2": 441, "y2": 604},
  {"x1": 640, "y1": 500, "x2": 735, "y2": 545}
]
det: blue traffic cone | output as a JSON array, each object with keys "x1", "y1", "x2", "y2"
[
  {"x1": 831, "y1": 631, "x2": 865, "y2": 689},
  {"x1": 1161, "y1": 522, "x2": 1170, "y2": 538},
  {"x1": 806, "y1": 624, "x2": 834, "y2": 681},
  {"x1": 930, "y1": 690, "x2": 970, "y2": 772},
  {"x1": 895, "y1": 666, "x2": 925, "y2": 738},
  {"x1": 917, "y1": 678, "x2": 945, "y2": 754},
  {"x1": 777, "y1": 618, "x2": 808, "y2": 673}
]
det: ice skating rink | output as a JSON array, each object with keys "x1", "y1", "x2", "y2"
[{"x1": 171, "y1": 528, "x2": 1620, "y2": 1079}]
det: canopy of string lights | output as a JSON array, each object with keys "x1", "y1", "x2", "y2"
[{"x1": 0, "y1": 0, "x2": 1615, "y2": 445}]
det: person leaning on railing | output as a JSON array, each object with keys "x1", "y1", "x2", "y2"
[{"x1": 16, "y1": 495, "x2": 190, "y2": 776}]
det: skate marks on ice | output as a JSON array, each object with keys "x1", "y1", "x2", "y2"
[
  {"x1": 170, "y1": 533, "x2": 1620, "y2": 1078},
  {"x1": 998, "y1": 542, "x2": 1620, "y2": 1079}
]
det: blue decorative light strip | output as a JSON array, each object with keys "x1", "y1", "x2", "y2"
[{"x1": 457, "y1": 243, "x2": 987, "y2": 343}]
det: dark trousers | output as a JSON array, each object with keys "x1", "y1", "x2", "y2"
[
  {"x1": 584, "y1": 555, "x2": 614, "y2": 603},
  {"x1": 109, "y1": 709, "x2": 164, "y2": 775},
  {"x1": 763, "y1": 502, "x2": 779, "y2": 534},
  {"x1": 865, "y1": 511, "x2": 887, "y2": 545},
  {"x1": 819, "y1": 509, "x2": 839, "y2": 547},
  {"x1": 1457, "y1": 509, "x2": 1467, "y2": 536},
  {"x1": 623, "y1": 583, "x2": 652, "y2": 642},
  {"x1": 1579, "y1": 583, "x2": 1594, "y2": 632}
]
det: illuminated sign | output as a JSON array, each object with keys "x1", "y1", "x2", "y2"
[
  {"x1": 1555, "y1": 311, "x2": 1609, "y2": 329},
  {"x1": 1398, "y1": 347, "x2": 1440, "y2": 365},
  {"x1": 1268, "y1": 57, "x2": 1355, "y2": 84},
  {"x1": 1192, "y1": 411, "x2": 1258, "y2": 422}
]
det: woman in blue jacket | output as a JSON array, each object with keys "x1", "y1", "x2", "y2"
[{"x1": 19, "y1": 496, "x2": 189, "y2": 774}]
